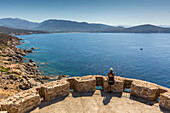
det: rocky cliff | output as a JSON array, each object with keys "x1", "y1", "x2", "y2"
[{"x1": 0, "y1": 33, "x2": 44, "y2": 101}]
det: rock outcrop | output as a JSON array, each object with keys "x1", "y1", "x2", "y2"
[{"x1": 0, "y1": 33, "x2": 44, "y2": 101}]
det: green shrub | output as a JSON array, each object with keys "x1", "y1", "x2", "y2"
[
  {"x1": 4, "y1": 62, "x2": 8, "y2": 64},
  {"x1": 0, "y1": 54, "x2": 7, "y2": 57}
]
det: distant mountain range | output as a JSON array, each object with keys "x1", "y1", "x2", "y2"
[
  {"x1": 0, "y1": 18, "x2": 170, "y2": 33},
  {"x1": 0, "y1": 26, "x2": 48, "y2": 35}
]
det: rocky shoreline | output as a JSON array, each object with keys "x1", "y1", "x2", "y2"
[
  {"x1": 0, "y1": 33, "x2": 45, "y2": 101},
  {"x1": 0, "y1": 33, "x2": 70, "y2": 102}
]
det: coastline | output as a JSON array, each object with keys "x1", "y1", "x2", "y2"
[
  {"x1": 0, "y1": 33, "x2": 71, "y2": 102},
  {"x1": 0, "y1": 33, "x2": 169, "y2": 112},
  {"x1": 0, "y1": 33, "x2": 44, "y2": 101},
  {"x1": 10, "y1": 31, "x2": 170, "y2": 36}
]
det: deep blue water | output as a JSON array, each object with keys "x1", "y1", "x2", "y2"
[{"x1": 17, "y1": 33, "x2": 170, "y2": 88}]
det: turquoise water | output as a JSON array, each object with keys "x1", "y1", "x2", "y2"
[{"x1": 17, "y1": 33, "x2": 170, "y2": 88}]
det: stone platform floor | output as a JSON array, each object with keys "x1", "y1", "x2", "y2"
[{"x1": 30, "y1": 90, "x2": 169, "y2": 113}]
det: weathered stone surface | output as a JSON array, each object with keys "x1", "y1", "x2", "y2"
[
  {"x1": 0, "y1": 88, "x2": 41, "y2": 113},
  {"x1": 103, "y1": 76, "x2": 124, "y2": 92},
  {"x1": 159, "y1": 92, "x2": 170, "y2": 110},
  {"x1": 103, "y1": 76, "x2": 109, "y2": 91},
  {"x1": 92, "y1": 75, "x2": 103, "y2": 86},
  {"x1": 157, "y1": 86, "x2": 169, "y2": 96},
  {"x1": 114, "y1": 76, "x2": 135, "y2": 89},
  {"x1": 0, "y1": 111, "x2": 7, "y2": 113},
  {"x1": 40, "y1": 80, "x2": 70, "y2": 101},
  {"x1": 10, "y1": 69, "x2": 22, "y2": 75},
  {"x1": 130, "y1": 80, "x2": 159, "y2": 101},
  {"x1": 74, "y1": 76, "x2": 96, "y2": 92},
  {"x1": 124, "y1": 78, "x2": 134, "y2": 88},
  {"x1": 28, "y1": 78, "x2": 41, "y2": 86},
  {"x1": 66, "y1": 77, "x2": 77, "y2": 89},
  {"x1": 30, "y1": 90, "x2": 167, "y2": 113}
]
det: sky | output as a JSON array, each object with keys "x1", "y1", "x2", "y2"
[{"x1": 0, "y1": 0, "x2": 170, "y2": 26}]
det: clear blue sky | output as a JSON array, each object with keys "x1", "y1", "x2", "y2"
[{"x1": 0, "y1": 0, "x2": 170, "y2": 25}]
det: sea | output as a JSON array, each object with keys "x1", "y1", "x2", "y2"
[{"x1": 17, "y1": 33, "x2": 170, "y2": 88}]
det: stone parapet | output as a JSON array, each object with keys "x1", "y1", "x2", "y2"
[
  {"x1": 65, "y1": 77, "x2": 77, "y2": 89},
  {"x1": 86, "y1": 75, "x2": 103, "y2": 86},
  {"x1": 74, "y1": 76, "x2": 96, "y2": 92},
  {"x1": 157, "y1": 85, "x2": 169, "y2": 96},
  {"x1": 103, "y1": 76, "x2": 124, "y2": 92},
  {"x1": 0, "y1": 88, "x2": 40, "y2": 113},
  {"x1": 39, "y1": 80, "x2": 70, "y2": 101},
  {"x1": 130, "y1": 80, "x2": 159, "y2": 101},
  {"x1": 0, "y1": 75, "x2": 170, "y2": 113},
  {"x1": 123, "y1": 78, "x2": 134, "y2": 89},
  {"x1": 159, "y1": 92, "x2": 170, "y2": 110}
]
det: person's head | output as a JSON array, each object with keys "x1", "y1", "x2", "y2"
[{"x1": 110, "y1": 68, "x2": 113, "y2": 73}]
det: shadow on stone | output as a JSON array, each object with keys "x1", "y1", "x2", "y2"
[
  {"x1": 101, "y1": 90, "x2": 122, "y2": 105},
  {"x1": 101, "y1": 91, "x2": 122, "y2": 98},
  {"x1": 159, "y1": 105, "x2": 170, "y2": 113},
  {"x1": 129, "y1": 94, "x2": 157, "y2": 106},
  {"x1": 27, "y1": 94, "x2": 69, "y2": 113},
  {"x1": 71, "y1": 91, "x2": 95, "y2": 98}
]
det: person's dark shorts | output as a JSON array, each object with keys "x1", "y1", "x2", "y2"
[{"x1": 108, "y1": 80, "x2": 114, "y2": 85}]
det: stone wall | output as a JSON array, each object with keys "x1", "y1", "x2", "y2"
[
  {"x1": 103, "y1": 76, "x2": 124, "y2": 92},
  {"x1": 37, "y1": 80, "x2": 70, "y2": 101},
  {"x1": 130, "y1": 80, "x2": 159, "y2": 101},
  {"x1": 0, "y1": 75, "x2": 170, "y2": 113},
  {"x1": 94, "y1": 75, "x2": 103, "y2": 86},
  {"x1": 66, "y1": 77, "x2": 77, "y2": 89},
  {"x1": 0, "y1": 88, "x2": 40, "y2": 113},
  {"x1": 73, "y1": 76, "x2": 96, "y2": 92},
  {"x1": 159, "y1": 92, "x2": 170, "y2": 110}
]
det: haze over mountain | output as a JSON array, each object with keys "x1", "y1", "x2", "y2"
[
  {"x1": 0, "y1": 18, "x2": 170, "y2": 33},
  {"x1": 0, "y1": 26, "x2": 47, "y2": 35},
  {"x1": 0, "y1": 18, "x2": 39, "y2": 29},
  {"x1": 123, "y1": 24, "x2": 170, "y2": 33},
  {"x1": 33, "y1": 19, "x2": 124, "y2": 32}
]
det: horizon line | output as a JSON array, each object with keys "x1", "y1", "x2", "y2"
[{"x1": 0, "y1": 17, "x2": 170, "y2": 27}]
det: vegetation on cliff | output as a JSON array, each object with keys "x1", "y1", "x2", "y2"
[
  {"x1": 0, "y1": 33, "x2": 44, "y2": 101},
  {"x1": 0, "y1": 26, "x2": 48, "y2": 35}
]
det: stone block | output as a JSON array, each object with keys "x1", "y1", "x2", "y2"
[
  {"x1": 0, "y1": 88, "x2": 40, "y2": 113},
  {"x1": 124, "y1": 78, "x2": 134, "y2": 89},
  {"x1": 65, "y1": 77, "x2": 77, "y2": 89},
  {"x1": 103, "y1": 76, "x2": 124, "y2": 92},
  {"x1": 159, "y1": 92, "x2": 170, "y2": 110},
  {"x1": 41, "y1": 80, "x2": 70, "y2": 101},
  {"x1": 74, "y1": 76, "x2": 96, "y2": 92},
  {"x1": 130, "y1": 80, "x2": 159, "y2": 101},
  {"x1": 103, "y1": 76, "x2": 109, "y2": 91},
  {"x1": 0, "y1": 111, "x2": 7, "y2": 113},
  {"x1": 86, "y1": 75, "x2": 103, "y2": 86},
  {"x1": 157, "y1": 86, "x2": 169, "y2": 96},
  {"x1": 95, "y1": 75, "x2": 103, "y2": 86}
]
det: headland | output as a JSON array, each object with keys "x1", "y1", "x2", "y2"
[{"x1": 0, "y1": 33, "x2": 169, "y2": 113}]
